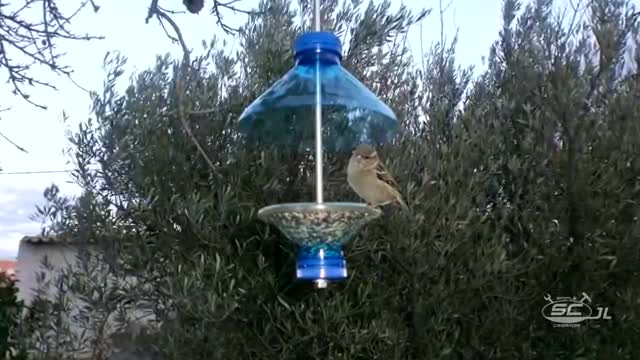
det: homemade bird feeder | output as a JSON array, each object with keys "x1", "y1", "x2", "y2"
[{"x1": 238, "y1": 0, "x2": 398, "y2": 288}]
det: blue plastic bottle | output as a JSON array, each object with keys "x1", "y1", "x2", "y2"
[{"x1": 239, "y1": 31, "x2": 398, "y2": 153}]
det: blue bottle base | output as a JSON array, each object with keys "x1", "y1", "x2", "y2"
[{"x1": 296, "y1": 245, "x2": 347, "y2": 281}]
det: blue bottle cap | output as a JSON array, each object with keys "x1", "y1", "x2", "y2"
[{"x1": 294, "y1": 31, "x2": 342, "y2": 58}]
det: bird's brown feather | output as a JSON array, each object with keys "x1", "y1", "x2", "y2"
[{"x1": 375, "y1": 160, "x2": 399, "y2": 189}]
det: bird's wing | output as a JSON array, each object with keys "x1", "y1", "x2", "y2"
[{"x1": 375, "y1": 160, "x2": 400, "y2": 189}]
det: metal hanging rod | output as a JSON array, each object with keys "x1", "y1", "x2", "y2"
[
  {"x1": 314, "y1": 0, "x2": 321, "y2": 31},
  {"x1": 313, "y1": 0, "x2": 324, "y2": 203}
]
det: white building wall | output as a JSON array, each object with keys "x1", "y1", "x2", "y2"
[
  {"x1": 15, "y1": 238, "x2": 157, "y2": 356},
  {"x1": 15, "y1": 240, "x2": 80, "y2": 305}
]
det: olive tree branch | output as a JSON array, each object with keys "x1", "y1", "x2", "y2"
[
  {"x1": 0, "y1": 0, "x2": 103, "y2": 109},
  {"x1": 0, "y1": 129, "x2": 28, "y2": 153},
  {"x1": 146, "y1": 2, "x2": 217, "y2": 174}
]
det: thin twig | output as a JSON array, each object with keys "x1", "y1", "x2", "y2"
[
  {"x1": 566, "y1": 0, "x2": 591, "y2": 36},
  {"x1": 175, "y1": 71, "x2": 218, "y2": 173},
  {"x1": 153, "y1": 10, "x2": 190, "y2": 58},
  {"x1": 147, "y1": 3, "x2": 217, "y2": 174},
  {"x1": 210, "y1": 0, "x2": 262, "y2": 35},
  {"x1": 439, "y1": 0, "x2": 454, "y2": 47},
  {"x1": 0, "y1": 130, "x2": 28, "y2": 153},
  {"x1": 419, "y1": 19, "x2": 425, "y2": 75},
  {"x1": 158, "y1": 6, "x2": 186, "y2": 15},
  {"x1": 158, "y1": 17, "x2": 180, "y2": 44},
  {"x1": 66, "y1": 74, "x2": 92, "y2": 94}
]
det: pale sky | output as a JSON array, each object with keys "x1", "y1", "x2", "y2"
[{"x1": 0, "y1": 0, "x2": 515, "y2": 258}]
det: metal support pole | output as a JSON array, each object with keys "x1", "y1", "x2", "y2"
[
  {"x1": 313, "y1": 0, "x2": 324, "y2": 204},
  {"x1": 314, "y1": 0, "x2": 321, "y2": 31}
]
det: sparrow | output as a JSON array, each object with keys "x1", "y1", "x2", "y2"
[{"x1": 347, "y1": 144, "x2": 409, "y2": 211}]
